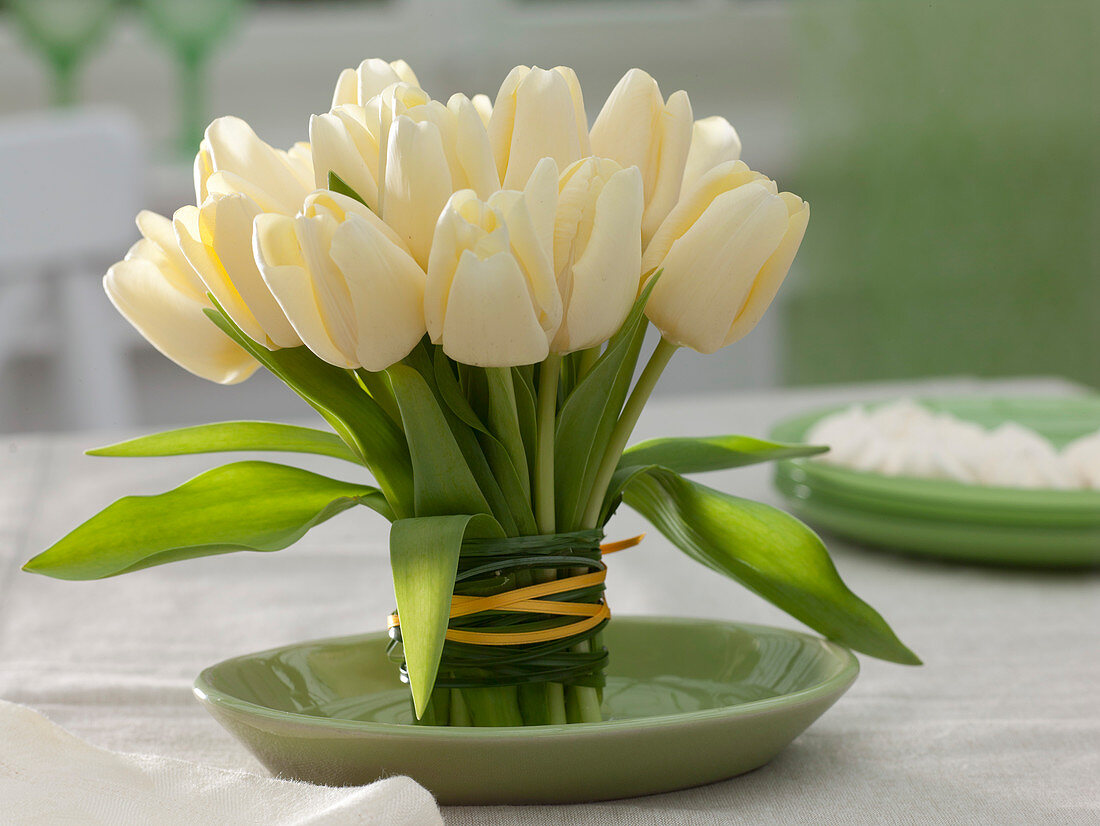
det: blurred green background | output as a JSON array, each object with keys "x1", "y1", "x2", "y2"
[{"x1": 784, "y1": 0, "x2": 1099, "y2": 387}]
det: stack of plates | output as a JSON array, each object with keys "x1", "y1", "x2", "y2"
[{"x1": 771, "y1": 396, "x2": 1100, "y2": 567}]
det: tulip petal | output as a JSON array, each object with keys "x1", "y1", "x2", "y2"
[
  {"x1": 642, "y1": 160, "x2": 764, "y2": 273},
  {"x1": 590, "y1": 68, "x2": 664, "y2": 183},
  {"x1": 553, "y1": 165, "x2": 643, "y2": 352},
  {"x1": 647, "y1": 182, "x2": 789, "y2": 353},
  {"x1": 253, "y1": 213, "x2": 354, "y2": 368},
  {"x1": 355, "y1": 58, "x2": 419, "y2": 104},
  {"x1": 309, "y1": 107, "x2": 381, "y2": 211},
  {"x1": 174, "y1": 203, "x2": 268, "y2": 346},
  {"x1": 507, "y1": 68, "x2": 586, "y2": 190},
  {"x1": 331, "y1": 67, "x2": 358, "y2": 109},
  {"x1": 487, "y1": 66, "x2": 526, "y2": 182},
  {"x1": 134, "y1": 211, "x2": 203, "y2": 294},
  {"x1": 471, "y1": 94, "x2": 493, "y2": 128},
  {"x1": 449, "y1": 94, "x2": 500, "y2": 199},
  {"x1": 642, "y1": 88, "x2": 693, "y2": 243},
  {"x1": 304, "y1": 189, "x2": 409, "y2": 251},
  {"x1": 441, "y1": 250, "x2": 550, "y2": 367},
  {"x1": 384, "y1": 117, "x2": 455, "y2": 268},
  {"x1": 521, "y1": 156, "x2": 558, "y2": 264},
  {"x1": 488, "y1": 186, "x2": 561, "y2": 337},
  {"x1": 330, "y1": 215, "x2": 427, "y2": 371},
  {"x1": 193, "y1": 140, "x2": 213, "y2": 205},
  {"x1": 105, "y1": 258, "x2": 258, "y2": 385},
  {"x1": 682, "y1": 116, "x2": 742, "y2": 194},
  {"x1": 204, "y1": 116, "x2": 309, "y2": 214},
  {"x1": 723, "y1": 194, "x2": 809, "y2": 348},
  {"x1": 199, "y1": 194, "x2": 301, "y2": 348},
  {"x1": 425, "y1": 191, "x2": 475, "y2": 342}
]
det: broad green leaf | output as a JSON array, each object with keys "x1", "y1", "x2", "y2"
[
  {"x1": 622, "y1": 468, "x2": 920, "y2": 665},
  {"x1": 88, "y1": 421, "x2": 359, "y2": 463},
  {"x1": 204, "y1": 302, "x2": 413, "y2": 517},
  {"x1": 390, "y1": 513, "x2": 503, "y2": 719},
  {"x1": 620, "y1": 435, "x2": 828, "y2": 475},
  {"x1": 401, "y1": 345, "x2": 517, "y2": 532},
  {"x1": 328, "y1": 171, "x2": 369, "y2": 208},
  {"x1": 476, "y1": 432, "x2": 537, "y2": 536},
  {"x1": 432, "y1": 347, "x2": 488, "y2": 434},
  {"x1": 431, "y1": 351, "x2": 535, "y2": 533},
  {"x1": 355, "y1": 368, "x2": 401, "y2": 425},
  {"x1": 23, "y1": 461, "x2": 391, "y2": 581},
  {"x1": 387, "y1": 363, "x2": 492, "y2": 519},
  {"x1": 554, "y1": 279, "x2": 657, "y2": 530},
  {"x1": 602, "y1": 438, "x2": 827, "y2": 524}
]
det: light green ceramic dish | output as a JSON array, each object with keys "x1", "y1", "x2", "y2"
[
  {"x1": 194, "y1": 616, "x2": 858, "y2": 804},
  {"x1": 771, "y1": 396, "x2": 1100, "y2": 567}
]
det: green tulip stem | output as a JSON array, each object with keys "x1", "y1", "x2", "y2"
[
  {"x1": 581, "y1": 336, "x2": 679, "y2": 530},
  {"x1": 576, "y1": 345, "x2": 601, "y2": 381},
  {"x1": 535, "y1": 354, "x2": 562, "y2": 535}
]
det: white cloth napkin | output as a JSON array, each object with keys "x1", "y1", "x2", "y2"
[{"x1": 0, "y1": 700, "x2": 443, "y2": 826}]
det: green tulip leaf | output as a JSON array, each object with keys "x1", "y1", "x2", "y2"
[
  {"x1": 432, "y1": 347, "x2": 489, "y2": 435},
  {"x1": 387, "y1": 363, "x2": 492, "y2": 519},
  {"x1": 390, "y1": 513, "x2": 504, "y2": 719},
  {"x1": 400, "y1": 346, "x2": 519, "y2": 533},
  {"x1": 512, "y1": 366, "x2": 538, "y2": 477},
  {"x1": 620, "y1": 434, "x2": 828, "y2": 476},
  {"x1": 204, "y1": 301, "x2": 413, "y2": 517},
  {"x1": 554, "y1": 277, "x2": 658, "y2": 530},
  {"x1": 23, "y1": 461, "x2": 391, "y2": 581},
  {"x1": 485, "y1": 367, "x2": 531, "y2": 503},
  {"x1": 87, "y1": 421, "x2": 359, "y2": 463},
  {"x1": 328, "y1": 171, "x2": 370, "y2": 209},
  {"x1": 621, "y1": 467, "x2": 921, "y2": 665},
  {"x1": 354, "y1": 368, "x2": 401, "y2": 425}
]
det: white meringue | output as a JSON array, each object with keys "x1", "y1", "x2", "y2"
[{"x1": 805, "y1": 399, "x2": 1100, "y2": 490}]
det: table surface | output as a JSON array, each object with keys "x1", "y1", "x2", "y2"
[{"x1": 2, "y1": 376, "x2": 1097, "y2": 826}]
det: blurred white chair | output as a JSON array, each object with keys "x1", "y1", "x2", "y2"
[{"x1": 0, "y1": 107, "x2": 144, "y2": 430}]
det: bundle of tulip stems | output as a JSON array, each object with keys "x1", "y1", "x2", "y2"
[{"x1": 24, "y1": 60, "x2": 919, "y2": 727}]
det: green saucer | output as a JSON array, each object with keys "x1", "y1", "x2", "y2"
[
  {"x1": 194, "y1": 616, "x2": 858, "y2": 804},
  {"x1": 771, "y1": 396, "x2": 1100, "y2": 567}
]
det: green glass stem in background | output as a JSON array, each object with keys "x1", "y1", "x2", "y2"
[
  {"x1": 138, "y1": 0, "x2": 248, "y2": 157},
  {"x1": 7, "y1": 0, "x2": 120, "y2": 107}
]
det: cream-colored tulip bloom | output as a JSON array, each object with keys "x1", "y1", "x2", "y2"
[
  {"x1": 551, "y1": 158, "x2": 644, "y2": 353},
  {"x1": 310, "y1": 102, "x2": 383, "y2": 211},
  {"x1": 641, "y1": 161, "x2": 808, "y2": 354},
  {"x1": 330, "y1": 58, "x2": 419, "y2": 108},
  {"x1": 488, "y1": 65, "x2": 590, "y2": 190},
  {"x1": 590, "y1": 68, "x2": 693, "y2": 244},
  {"x1": 252, "y1": 191, "x2": 426, "y2": 371},
  {"x1": 681, "y1": 116, "x2": 742, "y2": 195},
  {"x1": 426, "y1": 160, "x2": 562, "y2": 366},
  {"x1": 104, "y1": 211, "x2": 258, "y2": 385},
  {"x1": 379, "y1": 85, "x2": 499, "y2": 267},
  {"x1": 471, "y1": 94, "x2": 493, "y2": 128},
  {"x1": 174, "y1": 193, "x2": 302, "y2": 350},
  {"x1": 193, "y1": 116, "x2": 313, "y2": 214}
]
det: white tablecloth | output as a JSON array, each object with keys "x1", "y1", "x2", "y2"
[{"x1": 2, "y1": 377, "x2": 1097, "y2": 825}]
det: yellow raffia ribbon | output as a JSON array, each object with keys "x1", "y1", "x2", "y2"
[{"x1": 388, "y1": 534, "x2": 644, "y2": 646}]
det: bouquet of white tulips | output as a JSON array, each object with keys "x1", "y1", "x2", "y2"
[{"x1": 25, "y1": 60, "x2": 918, "y2": 727}]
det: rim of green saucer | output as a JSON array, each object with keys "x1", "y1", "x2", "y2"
[{"x1": 193, "y1": 617, "x2": 859, "y2": 739}]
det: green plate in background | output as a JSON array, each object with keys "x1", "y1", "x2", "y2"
[
  {"x1": 771, "y1": 396, "x2": 1100, "y2": 567},
  {"x1": 194, "y1": 617, "x2": 858, "y2": 804}
]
